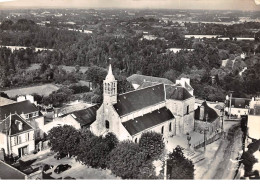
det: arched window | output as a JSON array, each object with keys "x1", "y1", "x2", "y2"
[
  {"x1": 161, "y1": 126, "x2": 164, "y2": 134},
  {"x1": 105, "y1": 120, "x2": 110, "y2": 129},
  {"x1": 169, "y1": 122, "x2": 172, "y2": 132},
  {"x1": 135, "y1": 138, "x2": 138, "y2": 143}
]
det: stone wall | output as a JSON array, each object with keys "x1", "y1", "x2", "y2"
[{"x1": 194, "y1": 117, "x2": 221, "y2": 135}]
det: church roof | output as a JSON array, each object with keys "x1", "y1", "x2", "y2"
[
  {"x1": 122, "y1": 107, "x2": 174, "y2": 136},
  {"x1": 113, "y1": 84, "x2": 165, "y2": 116},
  {"x1": 165, "y1": 85, "x2": 193, "y2": 101},
  {"x1": 127, "y1": 74, "x2": 173, "y2": 86},
  {"x1": 0, "y1": 100, "x2": 39, "y2": 121},
  {"x1": 137, "y1": 81, "x2": 159, "y2": 89},
  {"x1": 105, "y1": 64, "x2": 115, "y2": 81}
]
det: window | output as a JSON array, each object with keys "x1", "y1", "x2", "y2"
[
  {"x1": 186, "y1": 105, "x2": 189, "y2": 114},
  {"x1": 161, "y1": 126, "x2": 164, "y2": 134},
  {"x1": 238, "y1": 110, "x2": 240, "y2": 113},
  {"x1": 169, "y1": 122, "x2": 172, "y2": 132},
  {"x1": 18, "y1": 136, "x2": 22, "y2": 144},
  {"x1": 105, "y1": 120, "x2": 110, "y2": 129},
  {"x1": 135, "y1": 138, "x2": 138, "y2": 143}
]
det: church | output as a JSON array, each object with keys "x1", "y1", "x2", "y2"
[{"x1": 91, "y1": 65, "x2": 195, "y2": 142}]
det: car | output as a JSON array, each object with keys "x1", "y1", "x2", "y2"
[
  {"x1": 42, "y1": 164, "x2": 54, "y2": 172},
  {"x1": 54, "y1": 153, "x2": 66, "y2": 160},
  {"x1": 54, "y1": 164, "x2": 72, "y2": 174}
]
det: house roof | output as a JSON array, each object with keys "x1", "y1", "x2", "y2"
[
  {"x1": 64, "y1": 104, "x2": 100, "y2": 128},
  {"x1": 0, "y1": 100, "x2": 38, "y2": 121},
  {"x1": 0, "y1": 97, "x2": 16, "y2": 106},
  {"x1": 127, "y1": 74, "x2": 173, "y2": 86},
  {"x1": 137, "y1": 81, "x2": 159, "y2": 89},
  {"x1": 194, "y1": 101, "x2": 219, "y2": 122},
  {"x1": 113, "y1": 84, "x2": 165, "y2": 116},
  {"x1": 185, "y1": 82, "x2": 194, "y2": 91},
  {"x1": 231, "y1": 98, "x2": 251, "y2": 109},
  {"x1": 122, "y1": 107, "x2": 174, "y2": 136},
  {"x1": 0, "y1": 114, "x2": 33, "y2": 135},
  {"x1": 165, "y1": 85, "x2": 193, "y2": 101},
  {"x1": 59, "y1": 102, "x2": 92, "y2": 116},
  {"x1": 0, "y1": 160, "x2": 27, "y2": 179}
]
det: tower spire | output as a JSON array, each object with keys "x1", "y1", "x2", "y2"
[{"x1": 105, "y1": 64, "x2": 115, "y2": 81}]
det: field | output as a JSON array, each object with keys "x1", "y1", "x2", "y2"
[
  {"x1": 26, "y1": 63, "x2": 88, "y2": 74},
  {"x1": 4, "y1": 84, "x2": 59, "y2": 97}
]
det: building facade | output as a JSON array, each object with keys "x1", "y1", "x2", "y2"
[
  {"x1": 0, "y1": 114, "x2": 35, "y2": 157},
  {"x1": 91, "y1": 65, "x2": 195, "y2": 142},
  {"x1": 248, "y1": 97, "x2": 260, "y2": 139}
]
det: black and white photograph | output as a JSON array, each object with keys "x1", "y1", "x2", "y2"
[{"x1": 0, "y1": 0, "x2": 260, "y2": 181}]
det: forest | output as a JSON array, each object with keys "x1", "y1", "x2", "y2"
[{"x1": 1, "y1": 17, "x2": 260, "y2": 104}]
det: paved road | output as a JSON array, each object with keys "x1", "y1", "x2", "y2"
[{"x1": 195, "y1": 120, "x2": 243, "y2": 179}]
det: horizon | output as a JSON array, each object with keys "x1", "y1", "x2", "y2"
[{"x1": 0, "y1": 0, "x2": 260, "y2": 11}]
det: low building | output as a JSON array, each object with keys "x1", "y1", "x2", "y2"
[
  {"x1": 194, "y1": 101, "x2": 221, "y2": 135},
  {"x1": 0, "y1": 160, "x2": 27, "y2": 179},
  {"x1": 248, "y1": 97, "x2": 260, "y2": 139},
  {"x1": 0, "y1": 114, "x2": 35, "y2": 157},
  {"x1": 225, "y1": 97, "x2": 251, "y2": 118}
]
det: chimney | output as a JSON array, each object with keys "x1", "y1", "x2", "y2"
[{"x1": 199, "y1": 105, "x2": 205, "y2": 120}]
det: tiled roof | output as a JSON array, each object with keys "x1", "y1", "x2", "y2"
[
  {"x1": 64, "y1": 104, "x2": 100, "y2": 128},
  {"x1": 194, "y1": 101, "x2": 219, "y2": 122},
  {"x1": 0, "y1": 160, "x2": 27, "y2": 179},
  {"x1": 0, "y1": 100, "x2": 38, "y2": 121},
  {"x1": 165, "y1": 85, "x2": 193, "y2": 101},
  {"x1": 0, "y1": 114, "x2": 33, "y2": 136},
  {"x1": 127, "y1": 74, "x2": 173, "y2": 86},
  {"x1": 122, "y1": 107, "x2": 174, "y2": 136},
  {"x1": 0, "y1": 97, "x2": 16, "y2": 106},
  {"x1": 231, "y1": 98, "x2": 251, "y2": 109},
  {"x1": 137, "y1": 81, "x2": 159, "y2": 89},
  {"x1": 113, "y1": 84, "x2": 165, "y2": 116}
]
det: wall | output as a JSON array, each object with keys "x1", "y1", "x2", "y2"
[
  {"x1": 91, "y1": 103, "x2": 122, "y2": 138},
  {"x1": 132, "y1": 118, "x2": 176, "y2": 143},
  {"x1": 0, "y1": 133, "x2": 7, "y2": 154},
  {"x1": 10, "y1": 130, "x2": 35, "y2": 156},
  {"x1": 194, "y1": 118, "x2": 221, "y2": 136},
  {"x1": 166, "y1": 97, "x2": 195, "y2": 135},
  {"x1": 247, "y1": 115, "x2": 260, "y2": 139}
]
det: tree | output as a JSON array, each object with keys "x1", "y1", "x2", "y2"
[
  {"x1": 167, "y1": 146, "x2": 194, "y2": 179},
  {"x1": 107, "y1": 141, "x2": 147, "y2": 179},
  {"x1": 0, "y1": 92, "x2": 9, "y2": 99},
  {"x1": 139, "y1": 131, "x2": 165, "y2": 160},
  {"x1": 47, "y1": 125, "x2": 80, "y2": 157}
]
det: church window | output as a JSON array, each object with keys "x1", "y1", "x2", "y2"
[
  {"x1": 186, "y1": 105, "x2": 189, "y2": 114},
  {"x1": 135, "y1": 138, "x2": 138, "y2": 143},
  {"x1": 169, "y1": 122, "x2": 172, "y2": 132},
  {"x1": 105, "y1": 120, "x2": 110, "y2": 129},
  {"x1": 161, "y1": 126, "x2": 164, "y2": 134}
]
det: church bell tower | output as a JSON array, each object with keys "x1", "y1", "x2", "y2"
[{"x1": 103, "y1": 64, "x2": 117, "y2": 104}]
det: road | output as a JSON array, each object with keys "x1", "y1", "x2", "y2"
[{"x1": 195, "y1": 120, "x2": 243, "y2": 179}]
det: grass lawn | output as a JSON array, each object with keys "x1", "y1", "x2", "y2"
[{"x1": 4, "y1": 84, "x2": 59, "y2": 97}]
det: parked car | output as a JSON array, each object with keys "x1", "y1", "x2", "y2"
[
  {"x1": 54, "y1": 153, "x2": 66, "y2": 160},
  {"x1": 42, "y1": 164, "x2": 54, "y2": 172},
  {"x1": 54, "y1": 164, "x2": 72, "y2": 174}
]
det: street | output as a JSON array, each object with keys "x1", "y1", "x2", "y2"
[{"x1": 195, "y1": 120, "x2": 243, "y2": 179}]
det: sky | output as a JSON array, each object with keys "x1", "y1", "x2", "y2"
[{"x1": 0, "y1": 0, "x2": 260, "y2": 11}]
